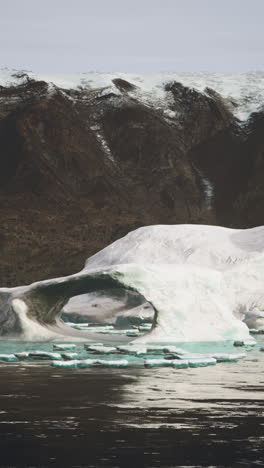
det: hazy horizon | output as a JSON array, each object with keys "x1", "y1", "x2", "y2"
[{"x1": 1, "y1": 0, "x2": 264, "y2": 73}]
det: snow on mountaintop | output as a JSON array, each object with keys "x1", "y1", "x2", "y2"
[{"x1": 1, "y1": 69, "x2": 264, "y2": 121}]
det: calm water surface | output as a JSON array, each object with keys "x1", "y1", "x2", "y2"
[{"x1": 0, "y1": 338, "x2": 263, "y2": 467}]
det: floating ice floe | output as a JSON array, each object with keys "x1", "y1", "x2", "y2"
[
  {"x1": 53, "y1": 344, "x2": 76, "y2": 351},
  {"x1": 233, "y1": 340, "x2": 256, "y2": 347},
  {"x1": 188, "y1": 358, "x2": 217, "y2": 368},
  {"x1": 51, "y1": 360, "x2": 79, "y2": 368},
  {"x1": 61, "y1": 353, "x2": 79, "y2": 360},
  {"x1": 138, "y1": 325, "x2": 152, "y2": 332},
  {"x1": 152, "y1": 345, "x2": 187, "y2": 355},
  {"x1": 117, "y1": 345, "x2": 147, "y2": 355},
  {"x1": 144, "y1": 359, "x2": 177, "y2": 367},
  {"x1": 86, "y1": 346, "x2": 117, "y2": 354},
  {"x1": 51, "y1": 359, "x2": 129, "y2": 368},
  {"x1": 15, "y1": 351, "x2": 61, "y2": 361},
  {"x1": 250, "y1": 329, "x2": 264, "y2": 335},
  {"x1": 175, "y1": 352, "x2": 246, "y2": 363},
  {"x1": 210, "y1": 353, "x2": 246, "y2": 362},
  {"x1": 84, "y1": 343, "x2": 103, "y2": 349},
  {"x1": 144, "y1": 357, "x2": 217, "y2": 368},
  {"x1": 0, "y1": 354, "x2": 18, "y2": 362}
]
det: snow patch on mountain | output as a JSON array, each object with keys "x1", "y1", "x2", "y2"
[{"x1": 1, "y1": 69, "x2": 264, "y2": 121}]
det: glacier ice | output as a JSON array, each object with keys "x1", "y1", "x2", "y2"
[{"x1": 0, "y1": 224, "x2": 263, "y2": 345}]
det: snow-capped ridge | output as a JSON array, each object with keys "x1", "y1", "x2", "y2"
[{"x1": 1, "y1": 69, "x2": 264, "y2": 121}]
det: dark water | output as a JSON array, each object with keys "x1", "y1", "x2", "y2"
[{"x1": 0, "y1": 339, "x2": 264, "y2": 467}]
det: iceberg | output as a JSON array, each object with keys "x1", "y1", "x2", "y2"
[{"x1": 0, "y1": 224, "x2": 263, "y2": 344}]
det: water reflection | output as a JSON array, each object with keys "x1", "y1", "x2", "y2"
[{"x1": 0, "y1": 338, "x2": 263, "y2": 466}]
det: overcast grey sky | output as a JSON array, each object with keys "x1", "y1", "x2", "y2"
[{"x1": 0, "y1": 0, "x2": 263, "y2": 72}]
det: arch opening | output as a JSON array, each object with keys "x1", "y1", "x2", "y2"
[{"x1": 60, "y1": 288, "x2": 155, "y2": 339}]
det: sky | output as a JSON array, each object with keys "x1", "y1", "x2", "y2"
[{"x1": 0, "y1": 0, "x2": 264, "y2": 72}]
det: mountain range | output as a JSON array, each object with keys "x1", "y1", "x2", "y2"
[{"x1": 0, "y1": 70, "x2": 263, "y2": 286}]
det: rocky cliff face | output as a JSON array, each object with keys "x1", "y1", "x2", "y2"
[{"x1": 0, "y1": 71, "x2": 263, "y2": 286}]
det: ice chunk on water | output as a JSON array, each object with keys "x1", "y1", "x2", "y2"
[
  {"x1": 15, "y1": 352, "x2": 30, "y2": 359},
  {"x1": 126, "y1": 331, "x2": 140, "y2": 337},
  {"x1": 78, "y1": 359, "x2": 101, "y2": 368},
  {"x1": 53, "y1": 344, "x2": 76, "y2": 351},
  {"x1": 17, "y1": 351, "x2": 62, "y2": 361},
  {"x1": 188, "y1": 358, "x2": 217, "y2": 367},
  {"x1": 61, "y1": 353, "x2": 79, "y2": 360},
  {"x1": 244, "y1": 340, "x2": 256, "y2": 347},
  {"x1": 171, "y1": 360, "x2": 189, "y2": 369},
  {"x1": 144, "y1": 359, "x2": 174, "y2": 367},
  {"x1": 162, "y1": 346, "x2": 187, "y2": 355},
  {"x1": 117, "y1": 345, "x2": 147, "y2": 355},
  {"x1": 138, "y1": 325, "x2": 152, "y2": 332},
  {"x1": 146, "y1": 345, "x2": 186, "y2": 355},
  {"x1": 250, "y1": 329, "x2": 264, "y2": 335},
  {"x1": 84, "y1": 343, "x2": 103, "y2": 350},
  {"x1": 211, "y1": 352, "x2": 246, "y2": 362},
  {"x1": 234, "y1": 340, "x2": 256, "y2": 347},
  {"x1": 0, "y1": 354, "x2": 18, "y2": 362},
  {"x1": 177, "y1": 353, "x2": 213, "y2": 360},
  {"x1": 79, "y1": 359, "x2": 129, "y2": 368},
  {"x1": 51, "y1": 358, "x2": 129, "y2": 368},
  {"x1": 51, "y1": 360, "x2": 79, "y2": 368},
  {"x1": 87, "y1": 346, "x2": 117, "y2": 354}
]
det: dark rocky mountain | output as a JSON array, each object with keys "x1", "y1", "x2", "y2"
[{"x1": 0, "y1": 72, "x2": 263, "y2": 286}]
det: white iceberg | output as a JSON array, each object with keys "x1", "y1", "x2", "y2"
[{"x1": 0, "y1": 225, "x2": 264, "y2": 345}]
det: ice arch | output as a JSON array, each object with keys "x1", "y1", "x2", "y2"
[{"x1": 0, "y1": 224, "x2": 263, "y2": 342}]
